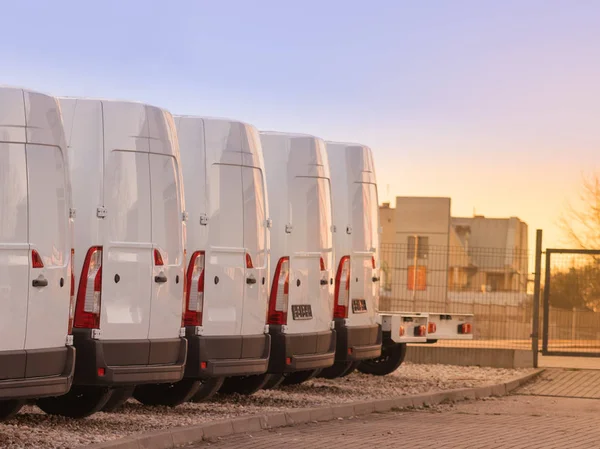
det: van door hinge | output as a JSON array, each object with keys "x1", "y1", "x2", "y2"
[
  {"x1": 69, "y1": 208, "x2": 77, "y2": 219},
  {"x1": 182, "y1": 211, "x2": 189, "y2": 222},
  {"x1": 266, "y1": 218, "x2": 273, "y2": 229},
  {"x1": 199, "y1": 214, "x2": 208, "y2": 226},
  {"x1": 346, "y1": 226, "x2": 353, "y2": 235},
  {"x1": 285, "y1": 224, "x2": 293, "y2": 234},
  {"x1": 96, "y1": 207, "x2": 107, "y2": 219}
]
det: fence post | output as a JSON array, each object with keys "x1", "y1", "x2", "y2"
[{"x1": 532, "y1": 229, "x2": 543, "y2": 368}]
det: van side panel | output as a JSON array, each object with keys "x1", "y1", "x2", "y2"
[
  {"x1": 25, "y1": 145, "x2": 70, "y2": 349},
  {"x1": 241, "y1": 167, "x2": 269, "y2": 335},
  {"x1": 101, "y1": 150, "x2": 153, "y2": 340},
  {"x1": 148, "y1": 154, "x2": 185, "y2": 339},
  {"x1": 0, "y1": 143, "x2": 29, "y2": 351}
]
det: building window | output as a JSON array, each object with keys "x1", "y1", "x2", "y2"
[
  {"x1": 408, "y1": 265, "x2": 427, "y2": 290},
  {"x1": 407, "y1": 236, "x2": 429, "y2": 259}
]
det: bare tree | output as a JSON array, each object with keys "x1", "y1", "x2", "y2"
[{"x1": 559, "y1": 172, "x2": 600, "y2": 249}]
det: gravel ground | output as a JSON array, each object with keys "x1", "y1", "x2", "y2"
[{"x1": 0, "y1": 363, "x2": 533, "y2": 449}]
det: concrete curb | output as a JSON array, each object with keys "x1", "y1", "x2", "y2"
[{"x1": 83, "y1": 369, "x2": 544, "y2": 449}]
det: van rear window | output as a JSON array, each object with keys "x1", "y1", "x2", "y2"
[{"x1": 0, "y1": 143, "x2": 27, "y2": 243}]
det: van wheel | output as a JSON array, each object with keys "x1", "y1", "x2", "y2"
[
  {"x1": 281, "y1": 369, "x2": 321, "y2": 386},
  {"x1": 338, "y1": 362, "x2": 361, "y2": 378},
  {"x1": 189, "y1": 377, "x2": 225, "y2": 402},
  {"x1": 133, "y1": 379, "x2": 201, "y2": 407},
  {"x1": 101, "y1": 386, "x2": 135, "y2": 412},
  {"x1": 37, "y1": 386, "x2": 112, "y2": 418},
  {"x1": 262, "y1": 373, "x2": 285, "y2": 390},
  {"x1": 318, "y1": 361, "x2": 355, "y2": 379},
  {"x1": 0, "y1": 399, "x2": 25, "y2": 421},
  {"x1": 357, "y1": 342, "x2": 407, "y2": 376},
  {"x1": 219, "y1": 373, "x2": 271, "y2": 395}
]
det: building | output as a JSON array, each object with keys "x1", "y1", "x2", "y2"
[{"x1": 379, "y1": 197, "x2": 529, "y2": 312}]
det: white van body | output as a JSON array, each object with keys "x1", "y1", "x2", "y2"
[
  {"x1": 175, "y1": 116, "x2": 270, "y2": 378},
  {"x1": 60, "y1": 98, "x2": 186, "y2": 386},
  {"x1": 0, "y1": 87, "x2": 75, "y2": 405},
  {"x1": 259, "y1": 132, "x2": 336, "y2": 373},
  {"x1": 325, "y1": 142, "x2": 382, "y2": 362}
]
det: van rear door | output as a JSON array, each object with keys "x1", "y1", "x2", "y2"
[
  {"x1": 241, "y1": 167, "x2": 269, "y2": 335},
  {"x1": 102, "y1": 150, "x2": 153, "y2": 340},
  {"x1": 25, "y1": 144, "x2": 70, "y2": 349},
  {"x1": 148, "y1": 153, "x2": 185, "y2": 339},
  {"x1": 287, "y1": 176, "x2": 334, "y2": 334},
  {"x1": 0, "y1": 142, "x2": 29, "y2": 352},
  {"x1": 349, "y1": 181, "x2": 379, "y2": 326},
  {"x1": 203, "y1": 164, "x2": 245, "y2": 336}
]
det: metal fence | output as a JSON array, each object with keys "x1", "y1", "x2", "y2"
[{"x1": 379, "y1": 243, "x2": 534, "y2": 349}]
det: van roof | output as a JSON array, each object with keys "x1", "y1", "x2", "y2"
[
  {"x1": 175, "y1": 114, "x2": 251, "y2": 127},
  {"x1": 0, "y1": 86, "x2": 66, "y2": 147},
  {"x1": 260, "y1": 130, "x2": 319, "y2": 140}
]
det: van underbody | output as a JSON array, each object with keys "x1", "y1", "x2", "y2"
[
  {"x1": 267, "y1": 327, "x2": 336, "y2": 373},
  {"x1": 332, "y1": 320, "x2": 382, "y2": 362}
]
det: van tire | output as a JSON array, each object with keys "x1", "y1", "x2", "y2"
[
  {"x1": 189, "y1": 377, "x2": 225, "y2": 402},
  {"x1": 281, "y1": 369, "x2": 321, "y2": 386},
  {"x1": 102, "y1": 386, "x2": 135, "y2": 412},
  {"x1": 357, "y1": 342, "x2": 407, "y2": 376},
  {"x1": 219, "y1": 373, "x2": 271, "y2": 396},
  {"x1": 318, "y1": 361, "x2": 355, "y2": 379},
  {"x1": 261, "y1": 374, "x2": 285, "y2": 390},
  {"x1": 0, "y1": 400, "x2": 25, "y2": 421},
  {"x1": 338, "y1": 362, "x2": 361, "y2": 378},
  {"x1": 133, "y1": 379, "x2": 201, "y2": 407},
  {"x1": 37, "y1": 386, "x2": 113, "y2": 418}
]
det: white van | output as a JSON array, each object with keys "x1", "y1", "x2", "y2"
[
  {"x1": 173, "y1": 116, "x2": 271, "y2": 398},
  {"x1": 322, "y1": 141, "x2": 382, "y2": 378},
  {"x1": 36, "y1": 99, "x2": 189, "y2": 417},
  {"x1": 0, "y1": 87, "x2": 76, "y2": 421},
  {"x1": 258, "y1": 132, "x2": 336, "y2": 388}
]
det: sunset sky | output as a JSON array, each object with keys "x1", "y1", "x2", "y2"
[{"x1": 2, "y1": 0, "x2": 598, "y2": 250}]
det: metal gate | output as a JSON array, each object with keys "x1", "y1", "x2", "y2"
[{"x1": 541, "y1": 248, "x2": 600, "y2": 357}]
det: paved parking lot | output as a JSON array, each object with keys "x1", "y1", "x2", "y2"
[{"x1": 192, "y1": 370, "x2": 600, "y2": 449}]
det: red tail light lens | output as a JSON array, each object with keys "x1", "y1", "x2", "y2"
[
  {"x1": 414, "y1": 325, "x2": 427, "y2": 337},
  {"x1": 334, "y1": 256, "x2": 351, "y2": 319},
  {"x1": 371, "y1": 256, "x2": 376, "y2": 269},
  {"x1": 154, "y1": 249, "x2": 164, "y2": 266},
  {"x1": 68, "y1": 249, "x2": 76, "y2": 334},
  {"x1": 320, "y1": 257, "x2": 326, "y2": 271},
  {"x1": 458, "y1": 323, "x2": 472, "y2": 334},
  {"x1": 428, "y1": 322, "x2": 437, "y2": 334},
  {"x1": 31, "y1": 250, "x2": 44, "y2": 268},
  {"x1": 245, "y1": 252, "x2": 254, "y2": 269},
  {"x1": 184, "y1": 251, "x2": 205, "y2": 326},
  {"x1": 268, "y1": 257, "x2": 289, "y2": 325},
  {"x1": 74, "y1": 246, "x2": 102, "y2": 329}
]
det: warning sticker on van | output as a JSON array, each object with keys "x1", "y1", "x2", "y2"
[{"x1": 352, "y1": 299, "x2": 367, "y2": 313}]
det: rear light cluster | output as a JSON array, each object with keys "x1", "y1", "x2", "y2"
[
  {"x1": 334, "y1": 256, "x2": 350, "y2": 319},
  {"x1": 428, "y1": 322, "x2": 437, "y2": 334},
  {"x1": 74, "y1": 246, "x2": 102, "y2": 329},
  {"x1": 458, "y1": 323, "x2": 472, "y2": 334},
  {"x1": 185, "y1": 251, "x2": 205, "y2": 326},
  {"x1": 268, "y1": 257, "x2": 289, "y2": 325},
  {"x1": 414, "y1": 325, "x2": 427, "y2": 337}
]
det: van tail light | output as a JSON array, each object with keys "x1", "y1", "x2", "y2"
[
  {"x1": 245, "y1": 253, "x2": 254, "y2": 269},
  {"x1": 334, "y1": 256, "x2": 351, "y2": 319},
  {"x1": 268, "y1": 257, "x2": 289, "y2": 325},
  {"x1": 458, "y1": 323, "x2": 472, "y2": 334},
  {"x1": 428, "y1": 322, "x2": 437, "y2": 334},
  {"x1": 74, "y1": 246, "x2": 102, "y2": 329},
  {"x1": 371, "y1": 256, "x2": 376, "y2": 269},
  {"x1": 320, "y1": 257, "x2": 326, "y2": 271},
  {"x1": 414, "y1": 325, "x2": 427, "y2": 337},
  {"x1": 185, "y1": 251, "x2": 205, "y2": 326},
  {"x1": 154, "y1": 249, "x2": 164, "y2": 266},
  {"x1": 31, "y1": 250, "x2": 44, "y2": 268},
  {"x1": 68, "y1": 249, "x2": 76, "y2": 334}
]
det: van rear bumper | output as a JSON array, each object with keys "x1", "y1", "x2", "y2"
[
  {"x1": 0, "y1": 346, "x2": 75, "y2": 400},
  {"x1": 184, "y1": 330, "x2": 271, "y2": 378},
  {"x1": 267, "y1": 327, "x2": 336, "y2": 373},
  {"x1": 333, "y1": 320, "x2": 382, "y2": 362},
  {"x1": 71, "y1": 329, "x2": 187, "y2": 386}
]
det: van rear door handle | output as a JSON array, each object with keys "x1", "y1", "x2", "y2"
[
  {"x1": 32, "y1": 277, "x2": 48, "y2": 288},
  {"x1": 154, "y1": 274, "x2": 168, "y2": 284},
  {"x1": 320, "y1": 279, "x2": 328, "y2": 285},
  {"x1": 372, "y1": 276, "x2": 380, "y2": 282},
  {"x1": 246, "y1": 277, "x2": 257, "y2": 285}
]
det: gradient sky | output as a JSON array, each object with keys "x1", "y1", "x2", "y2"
[{"x1": 2, "y1": 0, "x2": 598, "y2": 250}]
